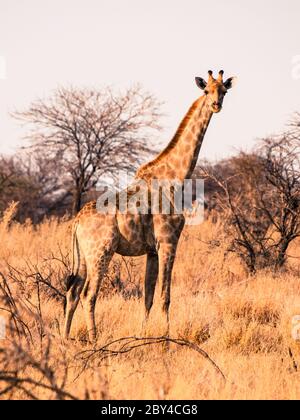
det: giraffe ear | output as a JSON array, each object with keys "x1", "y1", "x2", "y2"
[
  {"x1": 223, "y1": 77, "x2": 237, "y2": 90},
  {"x1": 195, "y1": 77, "x2": 207, "y2": 90}
]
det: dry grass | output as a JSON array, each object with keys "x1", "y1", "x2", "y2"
[{"x1": 1, "y1": 208, "x2": 300, "y2": 400}]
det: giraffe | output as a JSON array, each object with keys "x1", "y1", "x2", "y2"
[{"x1": 63, "y1": 70, "x2": 236, "y2": 342}]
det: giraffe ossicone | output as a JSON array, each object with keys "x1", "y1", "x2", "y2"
[{"x1": 63, "y1": 71, "x2": 236, "y2": 342}]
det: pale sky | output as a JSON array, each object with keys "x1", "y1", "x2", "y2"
[{"x1": 0, "y1": 0, "x2": 300, "y2": 161}]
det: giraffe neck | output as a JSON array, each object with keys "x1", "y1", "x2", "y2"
[{"x1": 136, "y1": 95, "x2": 212, "y2": 182}]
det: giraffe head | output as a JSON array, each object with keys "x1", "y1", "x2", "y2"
[{"x1": 195, "y1": 70, "x2": 236, "y2": 113}]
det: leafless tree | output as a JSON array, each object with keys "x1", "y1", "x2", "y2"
[
  {"x1": 0, "y1": 154, "x2": 68, "y2": 222},
  {"x1": 12, "y1": 85, "x2": 161, "y2": 214},
  {"x1": 201, "y1": 134, "x2": 300, "y2": 273},
  {"x1": 0, "y1": 156, "x2": 37, "y2": 220}
]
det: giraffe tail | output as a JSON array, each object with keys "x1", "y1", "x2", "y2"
[
  {"x1": 64, "y1": 220, "x2": 83, "y2": 313},
  {"x1": 65, "y1": 220, "x2": 79, "y2": 290}
]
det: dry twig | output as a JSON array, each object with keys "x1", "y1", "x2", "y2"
[{"x1": 76, "y1": 336, "x2": 226, "y2": 382}]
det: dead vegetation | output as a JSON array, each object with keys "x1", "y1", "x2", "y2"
[
  {"x1": 1, "y1": 205, "x2": 300, "y2": 400},
  {"x1": 200, "y1": 135, "x2": 300, "y2": 273}
]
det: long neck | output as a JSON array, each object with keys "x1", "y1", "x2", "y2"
[{"x1": 136, "y1": 95, "x2": 213, "y2": 182}]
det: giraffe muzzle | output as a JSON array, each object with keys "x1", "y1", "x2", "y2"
[{"x1": 212, "y1": 102, "x2": 222, "y2": 113}]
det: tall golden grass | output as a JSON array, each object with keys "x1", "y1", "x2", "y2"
[{"x1": 1, "y1": 205, "x2": 300, "y2": 400}]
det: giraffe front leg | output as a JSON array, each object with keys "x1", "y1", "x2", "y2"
[
  {"x1": 142, "y1": 251, "x2": 159, "y2": 334},
  {"x1": 157, "y1": 244, "x2": 177, "y2": 338}
]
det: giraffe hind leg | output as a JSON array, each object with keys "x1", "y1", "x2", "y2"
[
  {"x1": 63, "y1": 273, "x2": 85, "y2": 339},
  {"x1": 82, "y1": 247, "x2": 115, "y2": 342}
]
